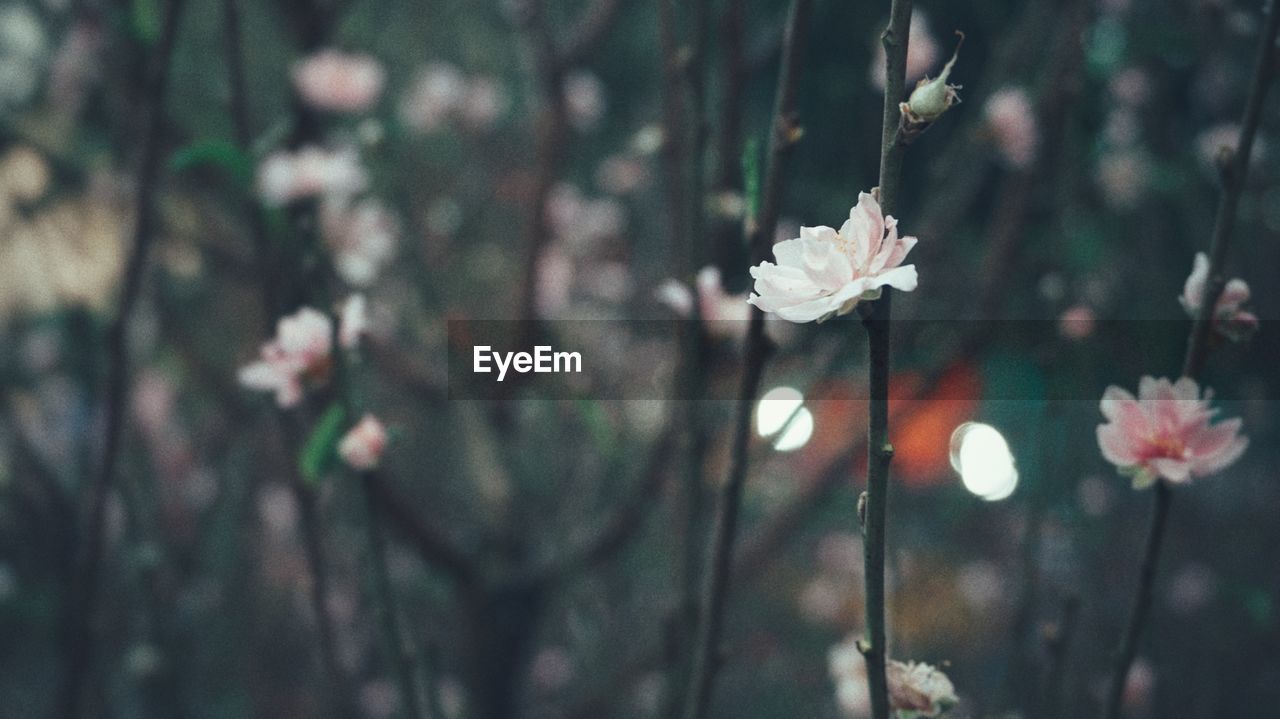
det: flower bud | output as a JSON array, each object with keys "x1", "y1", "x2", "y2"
[{"x1": 899, "y1": 31, "x2": 964, "y2": 134}]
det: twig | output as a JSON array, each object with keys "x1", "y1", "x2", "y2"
[
  {"x1": 59, "y1": 2, "x2": 186, "y2": 716},
  {"x1": 680, "y1": 3, "x2": 810, "y2": 717},
  {"x1": 1100, "y1": 3, "x2": 1280, "y2": 718},
  {"x1": 361, "y1": 470, "x2": 426, "y2": 719},
  {"x1": 858, "y1": 1, "x2": 913, "y2": 717}
]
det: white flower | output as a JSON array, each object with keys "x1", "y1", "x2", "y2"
[
  {"x1": 338, "y1": 414, "x2": 388, "y2": 471},
  {"x1": 747, "y1": 191, "x2": 918, "y2": 323},
  {"x1": 256, "y1": 146, "x2": 368, "y2": 207},
  {"x1": 886, "y1": 660, "x2": 958, "y2": 717}
]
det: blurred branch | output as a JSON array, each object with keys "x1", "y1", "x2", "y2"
[
  {"x1": 519, "y1": 422, "x2": 679, "y2": 587},
  {"x1": 681, "y1": 2, "x2": 810, "y2": 717},
  {"x1": 1101, "y1": 3, "x2": 1280, "y2": 718},
  {"x1": 365, "y1": 471, "x2": 480, "y2": 585},
  {"x1": 561, "y1": 0, "x2": 629, "y2": 65},
  {"x1": 59, "y1": 2, "x2": 187, "y2": 716}
]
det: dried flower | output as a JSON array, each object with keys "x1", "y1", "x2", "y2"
[
  {"x1": 338, "y1": 414, "x2": 388, "y2": 471},
  {"x1": 292, "y1": 50, "x2": 385, "y2": 112},
  {"x1": 1097, "y1": 376, "x2": 1247, "y2": 489},
  {"x1": 1179, "y1": 252, "x2": 1258, "y2": 341},
  {"x1": 829, "y1": 636, "x2": 959, "y2": 718},
  {"x1": 747, "y1": 191, "x2": 917, "y2": 323}
]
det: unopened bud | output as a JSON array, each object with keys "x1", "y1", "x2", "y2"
[{"x1": 900, "y1": 31, "x2": 964, "y2": 134}]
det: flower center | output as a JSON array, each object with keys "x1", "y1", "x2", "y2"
[{"x1": 1144, "y1": 432, "x2": 1186, "y2": 460}]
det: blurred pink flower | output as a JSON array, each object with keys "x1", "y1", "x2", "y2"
[
  {"x1": 1109, "y1": 66, "x2": 1153, "y2": 107},
  {"x1": 869, "y1": 12, "x2": 938, "y2": 91},
  {"x1": 535, "y1": 244, "x2": 575, "y2": 317},
  {"x1": 292, "y1": 50, "x2": 385, "y2": 112},
  {"x1": 1097, "y1": 376, "x2": 1247, "y2": 489},
  {"x1": 546, "y1": 183, "x2": 625, "y2": 249},
  {"x1": 1096, "y1": 150, "x2": 1148, "y2": 208},
  {"x1": 828, "y1": 637, "x2": 871, "y2": 718},
  {"x1": 257, "y1": 146, "x2": 368, "y2": 206},
  {"x1": 1180, "y1": 252, "x2": 1258, "y2": 341},
  {"x1": 458, "y1": 75, "x2": 507, "y2": 130},
  {"x1": 1195, "y1": 123, "x2": 1266, "y2": 173},
  {"x1": 747, "y1": 191, "x2": 918, "y2": 323},
  {"x1": 400, "y1": 63, "x2": 466, "y2": 131},
  {"x1": 564, "y1": 70, "x2": 606, "y2": 131},
  {"x1": 338, "y1": 414, "x2": 388, "y2": 471},
  {"x1": 655, "y1": 266, "x2": 750, "y2": 334},
  {"x1": 238, "y1": 298, "x2": 366, "y2": 408},
  {"x1": 1058, "y1": 304, "x2": 1096, "y2": 340},
  {"x1": 321, "y1": 198, "x2": 399, "y2": 287},
  {"x1": 984, "y1": 87, "x2": 1038, "y2": 169}
]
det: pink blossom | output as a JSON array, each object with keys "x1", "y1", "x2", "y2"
[
  {"x1": 655, "y1": 266, "x2": 751, "y2": 337},
  {"x1": 292, "y1": 50, "x2": 385, "y2": 113},
  {"x1": 399, "y1": 63, "x2": 466, "y2": 132},
  {"x1": 321, "y1": 198, "x2": 399, "y2": 287},
  {"x1": 1097, "y1": 376, "x2": 1247, "y2": 489},
  {"x1": 338, "y1": 414, "x2": 388, "y2": 471},
  {"x1": 886, "y1": 660, "x2": 959, "y2": 716},
  {"x1": 564, "y1": 70, "x2": 606, "y2": 131},
  {"x1": 1195, "y1": 123, "x2": 1266, "y2": 174},
  {"x1": 256, "y1": 146, "x2": 368, "y2": 206},
  {"x1": 457, "y1": 75, "x2": 507, "y2": 130},
  {"x1": 747, "y1": 191, "x2": 918, "y2": 323},
  {"x1": 984, "y1": 87, "x2": 1038, "y2": 169},
  {"x1": 829, "y1": 637, "x2": 958, "y2": 718},
  {"x1": 237, "y1": 298, "x2": 367, "y2": 408},
  {"x1": 1179, "y1": 252, "x2": 1258, "y2": 341},
  {"x1": 1058, "y1": 304, "x2": 1096, "y2": 340}
]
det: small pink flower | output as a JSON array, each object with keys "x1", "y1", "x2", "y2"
[
  {"x1": 656, "y1": 266, "x2": 751, "y2": 336},
  {"x1": 338, "y1": 414, "x2": 388, "y2": 471},
  {"x1": 400, "y1": 63, "x2": 466, "y2": 132},
  {"x1": 984, "y1": 87, "x2": 1038, "y2": 169},
  {"x1": 238, "y1": 298, "x2": 367, "y2": 408},
  {"x1": 292, "y1": 50, "x2": 385, "y2": 113},
  {"x1": 1097, "y1": 376, "x2": 1247, "y2": 489},
  {"x1": 1058, "y1": 304, "x2": 1096, "y2": 340},
  {"x1": 1179, "y1": 252, "x2": 1258, "y2": 341},
  {"x1": 564, "y1": 70, "x2": 606, "y2": 131},
  {"x1": 747, "y1": 191, "x2": 918, "y2": 323},
  {"x1": 321, "y1": 198, "x2": 399, "y2": 287},
  {"x1": 257, "y1": 146, "x2": 368, "y2": 206}
]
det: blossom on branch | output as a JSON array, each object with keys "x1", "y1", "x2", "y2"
[
  {"x1": 829, "y1": 636, "x2": 958, "y2": 718},
  {"x1": 237, "y1": 296, "x2": 368, "y2": 408},
  {"x1": 339, "y1": 414, "x2": 388, "y2": 471},
  {"x1": 292, "y1": 50, "x2": 385, "y2": 113},
  {"x1": 1097, "y1": 376, "x2": 1247, "y2": 489},
  {"x1": 257, "y1": 146, "x2": 368, "y2": 207},
  {"x1": 1179, "y1": 252, "x2": 1258, "y2": 342},
  {"x1": 746, "y1": 191, "x2": 918, "y2": 323}
]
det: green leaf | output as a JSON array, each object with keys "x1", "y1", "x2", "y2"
[
  {"x1": 170, "y1": 140, "x2": 254, "y2": 188},
  {"x1": 300, "y1": 403, "x2": 348, "y2": 485}
]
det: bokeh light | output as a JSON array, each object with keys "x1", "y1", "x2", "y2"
[{"x1": 949, "y1": 422, "x2": 1018, "y2": 501}]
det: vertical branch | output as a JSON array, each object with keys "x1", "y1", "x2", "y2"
[
  {"x1": 860, "y1": 2, "x2": 913, "y2": 719},
  {"x1": 224, "y1": 1, "x2": 359, "y2": 713},
  {"x1": 1101, "y1": 3, "x2": 1280, "y2": 719},
  {"x1": 361, "y1": 470, "x2": 426, "y2": 719},
  {"x1": 680, "y1": 3, "x2": 811, "y2": 718},
  {"x1": 59, "y1": 2, "x2": 187, "y2": 716}
]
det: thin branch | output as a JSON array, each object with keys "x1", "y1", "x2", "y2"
[
  {"x1": 860, "y1": 2, "x2": 913, "y2": 718},
  {"x1": 680, "y1": 3, "x2": 810, "y2": 717},
  {"x1": 59, "y1": 2, "x2": 186, "y2": 715},
  {"x1": 1101, "y1": 3, "x2": 1280, "y2": 718}
]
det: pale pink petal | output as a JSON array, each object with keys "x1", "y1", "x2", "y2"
[
  {"x1": 1191, "y1": 434, "x2": 1247, "y2": 477},
  {"x1": 1098, "y1": 424, "x2": 1141, "y2": 466},
  {"x1": 1149, "y1": 457, "x2": 1193, "y2": 484}
]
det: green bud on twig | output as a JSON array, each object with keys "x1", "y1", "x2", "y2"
[{"x1": 899, "y1": 31, "x2": 964, "y2": 140}]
